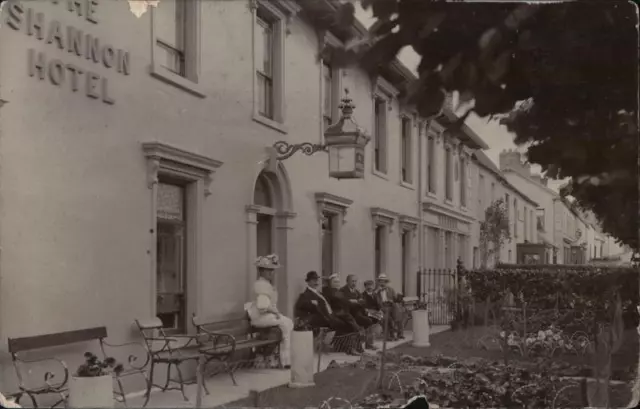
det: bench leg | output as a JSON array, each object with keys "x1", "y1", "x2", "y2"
[
  {"x1": 226, "y1": 361, "x2": 238, "y2": 386},
  {"x1": 116, "y1": 377, "x2": 127, "y2": 407},
  {"x1": 175, "y1": 364, "x2": 189, "y2": 402},
  {"x1": 142, "y1": 361, "x2": 155, "y2": 408},
  {"x1": 54, "y1": 392, "x2": 67, "y2": 408},
  {"x1": 200, "y1": 358, "x2": 211, "y2": 396},
  {"x1": 162, "y1": 363, "x2": 173, "y2": 392},
  {"x1": 16, "y1": 392, "x2": 38, "y2": 408}
]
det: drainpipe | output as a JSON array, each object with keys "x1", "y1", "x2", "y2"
[
  {"x1": 319, "y1": 55, "x2": 325, "y2": 146},
  {"x1": 416, "y1": 118, "x2": 426, "y2": 298}
]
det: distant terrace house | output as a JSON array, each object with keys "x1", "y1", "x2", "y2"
[
  {"x1": 470, "y1": 150, "x2": 538, "y2": 267},
  {"x1": 499, "y1": 150, "x2": 623, "y2": 264}
]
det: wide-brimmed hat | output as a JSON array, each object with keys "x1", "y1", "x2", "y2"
[
  {"x1": 377, "y1": 274, "x2": 389, "y2": 282},
  {"x1": 305, "y1": 271, "x2": 320, "y2": 282},
  {"x1": 255, "y1": 254, "x2": 280, "y2": 270}
]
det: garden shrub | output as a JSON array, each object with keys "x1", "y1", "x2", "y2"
[{"x1": 463, "y1": 265, "x2": 638, "y2": 329}]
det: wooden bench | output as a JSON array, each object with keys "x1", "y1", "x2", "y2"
[
  {"x1": 7, "y1": 326, "x2": 148, "y2": 408},
  {"x1": 191, "y1": 313, "x2": 282, "y2": 386}
]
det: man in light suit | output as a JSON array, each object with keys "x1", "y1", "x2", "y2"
[{"x1": 376, "y1": 274, "x2": 405, "y2": 341}]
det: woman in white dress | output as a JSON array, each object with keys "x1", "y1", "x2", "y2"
[{"x1": 246, "y1": 254, "x2": 293, "y2": 369}]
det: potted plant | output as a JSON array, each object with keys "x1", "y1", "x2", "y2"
[
  {"x1": 68, "y1": 352, "x2": 123, "y2": 408},
  {"x1": 288, "y1": 318, "x2": 316, "y2": 388},
  {"x1": 411, "y1": 300, "x2": 431, "y2": 347}
]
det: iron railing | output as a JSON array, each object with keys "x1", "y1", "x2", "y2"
[{"x1": 416, "y1": 268, "x2": 458, "y2": 325}]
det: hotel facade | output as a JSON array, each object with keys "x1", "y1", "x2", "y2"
[
  {"x1": 0, "y1": 0, "x2": 478, "y2": 386},
  {"x1": 0, "y1": 0, "x2": 623, "y2": 393}
]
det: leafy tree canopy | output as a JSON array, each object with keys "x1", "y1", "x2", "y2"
[
  {"x1": 479, "y1": 198, "x2": 510, "y2": 266},
  {"x1": 332, "y1": 0, "x2": 638, "y2": 250}
]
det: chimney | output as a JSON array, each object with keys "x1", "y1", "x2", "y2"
[{"x1": 499, "y1": 149, "x2": 523, "y2": 171}]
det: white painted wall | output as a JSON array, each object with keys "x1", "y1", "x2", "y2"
[{"x1": 0, "y1": 0, "x2": 426, "y2": 390}]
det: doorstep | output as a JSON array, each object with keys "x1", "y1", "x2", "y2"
[{"x1": 119, "y1": 326, "x2": 450, "y2": 408}]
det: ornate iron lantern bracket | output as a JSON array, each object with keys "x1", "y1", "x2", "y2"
[
  {"x1": 266, "y1": 89, "x2": 369, "y2": 179},
  {"x1": 272, "y1": 141, "x2": 327, "y2": 161}
]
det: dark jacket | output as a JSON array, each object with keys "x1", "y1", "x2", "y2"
[
  {"x1": 294, "y1": 288, "x2": 332, "y2": 320},
  {"x1": 339, "y1": 285, "x2": 366, "y2": 314},
  {"x1": 322, "y1": 286, "x2": 350, "y2": 315},
  {"x1": 362, "y1": 290, "x2": 381, "y2": 311}
]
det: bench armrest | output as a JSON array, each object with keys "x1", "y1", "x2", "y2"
[
  {"x1": 101, "y1": 340, "x2": 151, "y2": 371},
  {"x1": 196, "y1": 329, "x2": 237, "y2": 351},
  {"x1": 164, "y1": 334, "x2": 200, "y2": 348},
  {"x1": 13, "y1": 357, "x2": 69, "y2": 391},
  {"x1": 143, "y1": 336, "x2": 180, "y2": 354},
  {"x1": 145, "y1": 337, "x2": 178, "y2": 342}
]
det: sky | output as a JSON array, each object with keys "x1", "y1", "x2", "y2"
[{"x1": 353, "y1": 4, "x2": 566, "y2": 193}]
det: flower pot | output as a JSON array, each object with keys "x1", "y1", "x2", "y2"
[
  {"x1": 68, "y1": 375, "x2": 114, "y2": 408},
  {"x1": 411, "y1": 310, "x2": 431, "y2": 348},
  {"x1": 288, "y1": 330, "x2": 315, "y2": 388}
]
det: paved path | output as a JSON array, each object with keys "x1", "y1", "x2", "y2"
[{"x1": 119, "y1": 326, "x2": 450, "y2": 408}]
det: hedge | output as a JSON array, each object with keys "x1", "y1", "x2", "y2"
[{"x1": 462, "y1": 265, "x2": 638, "y2": 327}]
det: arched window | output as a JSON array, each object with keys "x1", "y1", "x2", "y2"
[{"x1": 253, "y1": 172, "x2": 273, "y2": 207}]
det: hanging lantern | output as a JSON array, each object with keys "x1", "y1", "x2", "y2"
[{"x1": 324, "y1": 89, "x2": 371, "y2": 179}]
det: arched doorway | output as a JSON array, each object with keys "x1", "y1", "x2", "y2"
[{"x1": 247, "y1": 166, "x2": 294, "y2": 314}]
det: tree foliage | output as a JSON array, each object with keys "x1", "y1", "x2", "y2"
[
  {"x1": 335, "y1": 0, "x2": 638, "y2": 250},
  {"x1": 479, "y1": 199, "x2": 510, "y2": 268}
]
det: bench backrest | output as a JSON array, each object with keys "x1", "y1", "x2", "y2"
[
  {"x1": 8, "y1": 327, "x2": 108, "y2": 354},
  {"x1": 134, "y1": 317, "x2": 171, "y2": 348},
  {"x1": 192, "y1": 313, "x2": 253, "y2": 338}
]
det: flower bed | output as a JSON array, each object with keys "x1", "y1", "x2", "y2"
[
  {"x1": 388, "y1": 353, "x2": 629, "y2": 381},
  {"x1": 497, "y1": 326, "x2": 592, "y2": 358},
  {"x1": 358, "y1": 356, "x2": 632, "y2": 408}
]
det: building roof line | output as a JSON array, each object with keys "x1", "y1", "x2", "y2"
[
  {"x1": 472, "y1": 151, "x2": 538, "y2": 207},
  {"x1": 303, "y1": 0, "x2": 489, "y2": 150}
]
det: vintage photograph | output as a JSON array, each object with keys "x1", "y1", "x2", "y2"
[{"x1": 0, "y1": 0, "x2": 637, "y2": 408}]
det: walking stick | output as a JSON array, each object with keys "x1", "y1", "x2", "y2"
[{"x1": 377, "y1": 304, "x2": 390, "y2": 390}]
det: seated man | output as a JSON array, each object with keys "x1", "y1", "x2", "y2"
[
  {"x1": 294, "y1": 271, "x2": 352, "y2": 339},
  {"x1": 340, "y1": 274, "x2": 377, "y2": 350},
  {"x1": 375, "y1": 274, "x2": 405, "y2": 341},
  {"x1": 362, "y1": 279, "x2": 384, "y2": 344},
  {"x1": 322, "y1": 274, "x2": 363, "y2": 354}
]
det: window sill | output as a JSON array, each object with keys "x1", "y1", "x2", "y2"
[
  {"x1": 400, "y1": 181, "x2": 415, "y2": 190},
  {"x1": 444, "y1": 199, "x2": 454, "y2": 206},
  {"x1": 253, "y1": 114, "x2": 288, "y2": 135},
  {"x1": 425, "y1": 191, "x2": 437, "y2": 200},
  {"x1": 150, "y1": 63, "x2": 206, "y2": 98},
  {"x1": 372, "y1": 170, "x2": 389, "y2": 181},
  {"x1": 460, "y1": 205, "x2": 468, "y2": 212}
]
